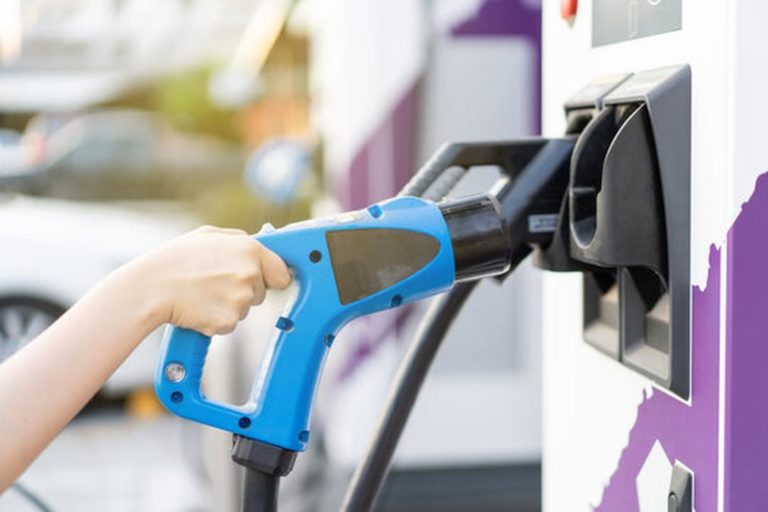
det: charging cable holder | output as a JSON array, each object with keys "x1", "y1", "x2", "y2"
[{"x1": 567, "y1": 65, "x2": 691, "y2": 399}]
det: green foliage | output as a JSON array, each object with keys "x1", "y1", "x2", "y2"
[{"x1": 154, "y1": 67, "x2": 241, "y2": 142}]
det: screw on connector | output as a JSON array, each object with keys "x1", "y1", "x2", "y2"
[
  {"x1": 164, "y1": 362, "x2": 186, "y2": 383},
  {"x1": 276, "y1": 317, "x2": 294, "y2": 331}
]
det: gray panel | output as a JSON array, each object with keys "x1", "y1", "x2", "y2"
[
  {"x1": 564, "y1": 73, "x2": 632, "y2": 111},
  {"x1": 593, "y1": 0, "x2": 682, "y2": 47},
  {"x1": 668, "y1": 463, "x2": 693, "y2": 511},
  {"x1": 607, "y1": 65, "x2": 691, "y2": 399},
  {"x1": 568, "y1": 64, "x2": 691, "y2": 398}
]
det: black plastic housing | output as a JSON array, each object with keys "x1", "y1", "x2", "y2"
[
  {"x1": 440, "y1": 194, "x2": 511, "y2": 282},
  {"x1": 567, "y1": 65, "x2": 691, "y2": 398},
  {"x1": 531, "y1": 74, "x2": 632, "y2": 274},
  {"x1": 570, "y1": 104, "x2": 667, "y2": 276},
  {"x1": 403, "y1": 139, "x2": 582, "y2": 278},
  {"x1": 231, "y1": 435, "x2": 297, "y2": 477}
]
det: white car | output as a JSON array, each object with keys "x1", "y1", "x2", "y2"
[{"x1": 0, "y1": 194, "x2": 194, "y2": 394}]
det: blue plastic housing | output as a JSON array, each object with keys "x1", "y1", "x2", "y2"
[{"x1": 154, "y1": 196, "x2": 455, "y2": 451}]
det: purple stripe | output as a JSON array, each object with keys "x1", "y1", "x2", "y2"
[
  {"x1": 337, "y1": 79, "x2": 421, "y2": 210},
  {"x1": 452, "y1": 0, "x2": 541, "y2": 39},
  {"x1": 596, "y1": 172, "x2": 768, "y2": 509},
  {"x1": 345, "y1": 144, "x2": 370, "y2": 209},
  {"x1": 451, "y1": 0, "x2": 542, "y2": 134},
  {"x1": 333, "y1": 80, "x2": 421, "y2": 378},
  {"x1": 392, "y1": 80, "x2": 421, "y2": 195},
  {"x1": 725, "y1": 172, "x2": 768, "y2": 509}
]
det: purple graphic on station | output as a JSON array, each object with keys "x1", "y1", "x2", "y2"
[
  {"x1": 596, "y1": 172, "x2": 768, "y2": 510},
  {"x1": 595, "y1": 243, "x2": 720, "y2": 511},
  {"x1": 338, "y1": 80, "x2": 419, "y2": 210},
  {"x1": 725, "y1": 173, "x2": 768, "y2": 510},
  {"x1": 452, "y1": 0, "x2": 542, "y2": 134}
]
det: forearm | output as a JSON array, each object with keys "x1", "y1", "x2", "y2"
[
  {"x1": 0, "y1": 226, "x2": 290, "y2": 491},
  {"x1": 0, "y1": 261, "x2": 164, "y2": 490}
]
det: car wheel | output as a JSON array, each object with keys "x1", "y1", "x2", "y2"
[{"x1": 0, "y1": 297, "x2": 64, "y2": 362}]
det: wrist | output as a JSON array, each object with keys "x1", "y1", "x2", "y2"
[{"x1": 109, "y1": 254, "x2": 172, "y2": 332}]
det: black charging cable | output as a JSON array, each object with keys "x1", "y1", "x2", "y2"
[
  {"x1": 242, "y1": 470, "x2": 279, "y2": 512},
  {"x1": 233, "y1": 432, "x2": 297, "y2": 512},
  {"x1": 341, "y1": 138, "x2": 575, "y2": 511},
  {"x1": 341, "y1": 281, "x2": 477, "y2": 511},
  {"x1": 234, "y1": 143, "x2": 472, "y2": 512},
  {"x1": 12, "y1": 482, "x2": 53, "y2": 512},
  {"x1": 238, "y1": 138, "x2": 574, "y2": 512}
]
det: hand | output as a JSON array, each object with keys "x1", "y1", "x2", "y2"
[
  {"x1": 0, "y1": 224, "x2": 292, "y2": 489},
  {"x1": 129, "y1": 225, "x2": 292, "y2": 336}
]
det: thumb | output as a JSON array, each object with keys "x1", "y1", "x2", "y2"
[{"x1": 258, "y1": 244, "x2": 292, "y2": 290}]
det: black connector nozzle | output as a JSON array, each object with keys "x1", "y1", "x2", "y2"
[
  {"x1": 439, "y1": 194, "x2": 511, "y2": 282},
  {"x1": 434, "y1": 138, "x2": 582, "y2": 283}
]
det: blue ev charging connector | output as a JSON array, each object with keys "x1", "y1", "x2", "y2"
[
  {"x1": 155, "y1": 137, "x2": 574, "y2": 512},
  {"x1": 154, "y1": 192, "x2": 511, "y2": 503}
]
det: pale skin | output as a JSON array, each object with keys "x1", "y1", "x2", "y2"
[{"x1": 0, "y1": 226, "x2": 291, "y2": 491}]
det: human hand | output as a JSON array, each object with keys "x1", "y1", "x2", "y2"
[{"x1": 129, "y1": 226, "x2": 292, "y2": 336}]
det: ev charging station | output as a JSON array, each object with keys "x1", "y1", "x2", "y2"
[
  {"x1": 13, "y1": 1, "x2": 768, "y2": 511},
  {"x1": 151, "y1": 2, "x2": 768, "y2": 511},
  {"x1": 540, "y1": 2, "x2": 768, "y2": 510}
]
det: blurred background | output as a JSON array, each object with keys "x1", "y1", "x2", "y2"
[{"x1": 0, "y1": 0, "x2": 543, "y2": 510}]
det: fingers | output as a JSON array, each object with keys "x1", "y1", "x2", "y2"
[
  {"x1": 197, "y1": 225, "x2": 248, "y2": 236},
  {"x1": 159, "y1": 225, "x2": 292, "y2": 337},
  {"x1": 239, "y1": 299, "x2": 252, "y2": 321},
  {"x1": 257, "y1": 244, "x2": 293, "y2": 290},
  {"x1": 250, "y1": 276, "x2": 267, "y2": 305}
]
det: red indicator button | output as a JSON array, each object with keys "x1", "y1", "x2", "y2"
[{"x1": 561, "y1": 0, "x2": 578, "y2": 21}]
